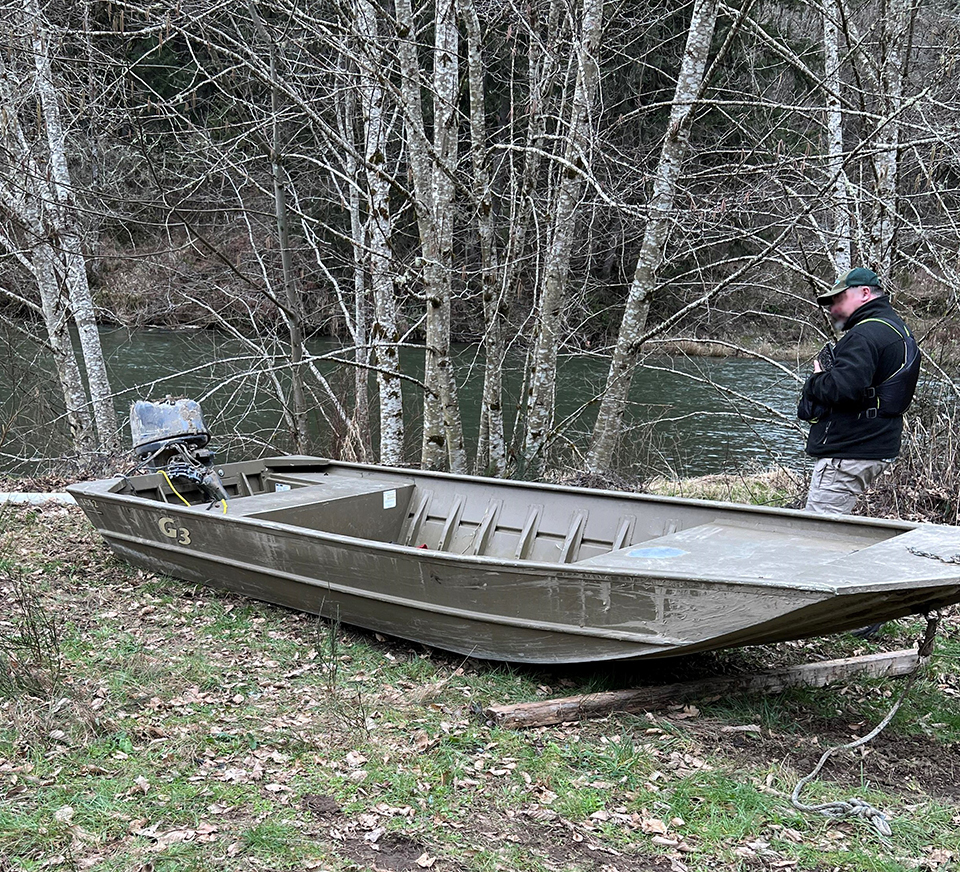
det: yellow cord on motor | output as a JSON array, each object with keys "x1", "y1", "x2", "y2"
[
  {"x1": 160, "y1": 469, "x2": 192, "y2": 507},
  {"x1": 159, "y1": 469, "x2": 228, "y2": 514}
]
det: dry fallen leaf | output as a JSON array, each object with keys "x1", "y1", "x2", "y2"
[
  {"x1": 672, "y1": 705, "x2": 700, "y2": 719},
  {"x1": 922, "y1": 847, "x2": 955, "y2": 869},
  {"x1": 640, "y1": 817, "x2": 668, "y2": 835},
  {"x1": 345, "y1": 750, "x2": 367, "y2": 768}
]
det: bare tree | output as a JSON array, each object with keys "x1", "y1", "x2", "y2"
[
  {"x1": 521, "y1": 0, "x2": 604, "y2": 477},
  {"x1": 394, "y1": 0, "x2": 467, "y2": 472},
  {"x1": 824, "y1": 1, "x2": 852, "y2": 274},
  {"x1": 355, "y1": 0, "x2": 406, "y2": 465},
  {"x1": 586, "y1": 0, "x2": 720, "y2": 473},
  {"x1": 0, "y1": 133, "x2": 95, "y2": 459},
  {"x1": 247, "y1": 0, "x2": 309, "y2": 453},
  {"x1": 869, "y1": 0, "x2": 917, "y2": 278},
  {"x1": 0, "y1": 0, "x2": 119, "y2": 459},
  {"x1": 460, "y1": 0, "x2": 507, "y2": 476}
]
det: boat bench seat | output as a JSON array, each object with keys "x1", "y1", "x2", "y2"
[{"x1": 228, "y1": 474, "x2": 416, "y2": 543}]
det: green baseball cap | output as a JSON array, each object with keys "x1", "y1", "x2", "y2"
[{"x1": 817, "y1": 267, "x2": 881, "y2": 305}]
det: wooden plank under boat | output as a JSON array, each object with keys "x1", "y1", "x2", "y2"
[{"x1": 68, "y1": 455, "x2": 960, "y2": 664}]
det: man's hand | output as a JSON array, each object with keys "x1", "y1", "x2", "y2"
[{"x1": 814, "y1": 342, "x2": 835, "y2": 374}]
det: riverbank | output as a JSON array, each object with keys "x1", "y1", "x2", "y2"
[
  {"x1": 644, "y1": 467, "x2": 806, "y2": 508},
  {"x1": 2, "y1": 502, "x2": 959, "y2": 871}
]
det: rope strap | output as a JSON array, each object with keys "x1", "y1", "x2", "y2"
[{"x1": 790, "y1": 612, "x2": 940, "y2": 837}]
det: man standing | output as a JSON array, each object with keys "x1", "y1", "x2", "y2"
[{"x1": 799, "y1": 267, "x2": 920, "y2": 515}]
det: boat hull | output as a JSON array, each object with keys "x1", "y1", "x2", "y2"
[{"x1": 68, "y1": 456, "x2": 960, "y2": 664}]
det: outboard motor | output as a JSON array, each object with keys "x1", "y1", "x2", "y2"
[{"x1": 130, "y1": 398, "x2": 230, "y2": 505}]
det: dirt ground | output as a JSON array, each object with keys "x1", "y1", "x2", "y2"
[{"x1": 712, "y1": 720, "x2": 960, "y2": 801}]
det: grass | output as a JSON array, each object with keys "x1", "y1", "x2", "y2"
[
  {"x1": 1, "y1": 504, "x2": 959, "y2": 871},
  {"x1": 644, "y1": 465, "x2": 806, "y2": 507}
]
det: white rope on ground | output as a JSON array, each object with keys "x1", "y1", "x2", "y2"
[{"x1": 790, "y1": 612, "x2": 941, "y2": 837}]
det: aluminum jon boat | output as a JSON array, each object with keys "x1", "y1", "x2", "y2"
[{"x1": 68, "y1": 401, "x2": 960, "y2": 665}]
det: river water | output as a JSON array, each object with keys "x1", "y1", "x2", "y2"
[{"x1": 2, "y1": 326, "x2": 809, "y2": 477}]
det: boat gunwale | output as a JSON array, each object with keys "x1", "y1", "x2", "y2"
[{"x1": 67, "y1": 457, "x2": 921, "y2": 535}]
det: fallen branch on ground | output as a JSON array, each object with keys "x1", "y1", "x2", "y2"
[{"x1": 484, "y1": 650, "x2": 920, "y2": 729}]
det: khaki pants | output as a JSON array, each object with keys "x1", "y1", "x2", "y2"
[{"x1": 804, "y1": 457, "x2": 891, "y2": 515}]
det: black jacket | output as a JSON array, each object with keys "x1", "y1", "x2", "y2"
[{"x1": 801, "y1": 297, "x2": 916, "y2": 459}]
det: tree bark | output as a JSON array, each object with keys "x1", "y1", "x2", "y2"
[
  {"x1": 395, "y1": 0, "x2": 466, "y2": 473},
  {"x1": 342, "y1": 77, "x2": 373, "y2": 463},
  {"x1": 461, "y1": 0, "x2": 507, "y2": 476},
  {"x1": 0, "y1": 162, "x2": 97, "y2": 458},
  {"x1": 356, "y1": 0, "x2": 405, "y2": 465},
  {"x1": 585, "y1": 0, "x2": 718, "y2": 473},
  {"x1": 870, "y1": 0, "x2": 916, "y2": 279},
  {"x1": 431, "y1": 0, "x2": 467, "y2": 474},
  {"x1": 824, "y1": 2, "x2": 851, "y2": 275},
  {"x1": 27, "y1": 0, "x2": 119, "y2": 453},
  {"x1": 0, "y1": 9, "x2": 95, "y2": 460},
  {"x1": 521, "y1": 0, "x2": 603, "y2": 478}
]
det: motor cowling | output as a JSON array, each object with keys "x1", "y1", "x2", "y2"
[{"x1": 131, "y1": 398, "x2": 211, "y2": 460}]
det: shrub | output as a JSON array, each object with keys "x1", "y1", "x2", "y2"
[{"x1": 0, "y1": 569, "x2": 63, "y2": 698}]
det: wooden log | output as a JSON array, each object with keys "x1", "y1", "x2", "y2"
[{"x1": 484, "y1": 649, "x2": 920, "y2": 729}]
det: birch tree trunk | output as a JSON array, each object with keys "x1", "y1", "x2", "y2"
[
  {"x1": 396, "y1": 0, "x2": 466, "y2": 473},
  {"x1": 0, "y1": 46, "x2": 99, "y2": 458},
  {"x1": 32, "y1": 239, "x2": 98, "y2": 458},
  {"x1": 356, "y1": 0, "x2": 405, "y2": 465},
  {"x1": 342, "y1": 80, "x2": 373, "y2": 462},
  {"x1": 869, "y1": 0, "x2": 916, "y2": 278},
  {"x1": 248, "y1": 0, "x2": 309, "y2": 453},
  {"x1": 27, "y1": 0, "x2": 119, "y2": 452},
  {"x1": 521, "y1": 0, "x2": 603, "y2": 477},
  {"x1": 500, "y1": 0, "x2": 564, "y2": 306},
  {"x1": 0, "y1": 152, "x2": 96, "y2": 457},
  {"x1": 824, "y1": 3, "x2": 851, "y2": 274},
  {"x1": 461, "y1": 0, "x2": 507, "y2": 476},
  {"x1": 585, "y1": 0, "x2": 718, "y2": 473},
  {"x1": 431, "y1": 0, "x2": 466, "y2": 473}
]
